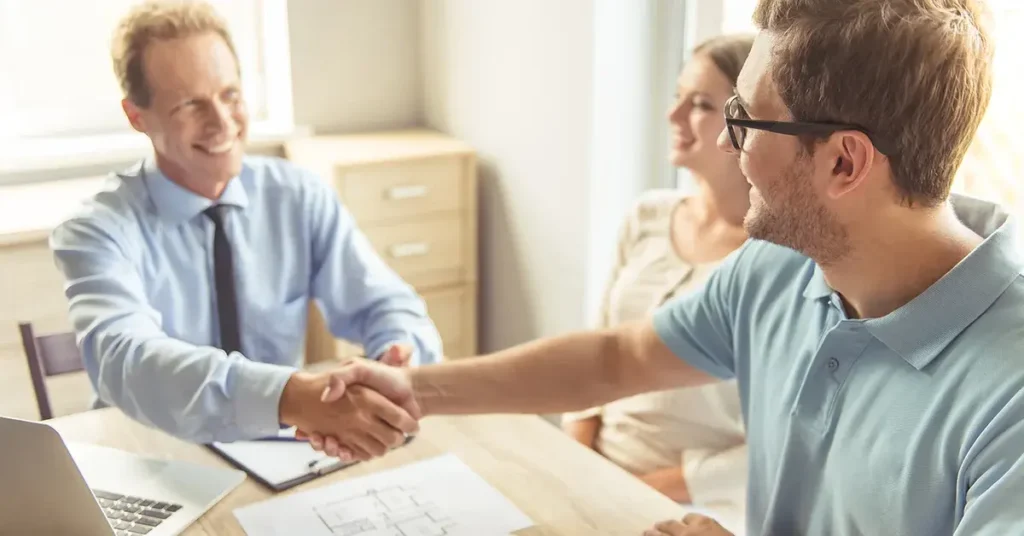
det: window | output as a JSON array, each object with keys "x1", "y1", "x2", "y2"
[
  {"x1": 721, "y1": 0, "x2": 759, "y2": 35},
  {"x1": 0, "y1": 0, "x2": 294, "y2": 176}
]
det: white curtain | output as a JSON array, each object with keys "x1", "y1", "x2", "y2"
[{"x1": 584, "y1": 0, "x2": 687, "y2": 325}]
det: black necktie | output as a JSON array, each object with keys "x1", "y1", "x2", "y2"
[{"x1": 204, "y1": 205, "x2": 242, "y2": 355}]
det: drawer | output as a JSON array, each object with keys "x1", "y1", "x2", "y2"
[
  {"x1": 363, "y1": 217, "x2": 465, "y2": 289},
  {"x1": 309, "y1": 285, "x2": 476, "y2": 363},
  {"x1": 340, "y1": 157, "x2": 464, "y2": 225},
  {"x1": 423, "y1": 286, "x2": 469, "y2": 354}
]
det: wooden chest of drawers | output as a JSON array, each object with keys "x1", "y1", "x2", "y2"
[{"x1": 285, "y1": 130, "x2": 478, "y2": 362}]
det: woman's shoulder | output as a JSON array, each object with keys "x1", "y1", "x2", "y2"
[
  {"x1": 630, "y1": 188, "x2": 688, "y2": 215},
  {"x1": 622, "y1": 189, "x2": 688, "y2": 236}
]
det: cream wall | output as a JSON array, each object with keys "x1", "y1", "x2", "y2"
[
  {"x1": 420, "y1": 0, "x2": 597, "y2": 352},
  {"x1": 420, "y1": 0, "x2": 683, "y2": 352},
  {"x1": 288, "y1": 0, "x2": 423, "y2": 133}
]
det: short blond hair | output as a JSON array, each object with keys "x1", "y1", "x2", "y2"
[
  {"x1": 754, "y1": 0, "x2": 993, "y2": 206},
  {"x1": 111, "y1": 0, "x2": 239, "y2": 107}
]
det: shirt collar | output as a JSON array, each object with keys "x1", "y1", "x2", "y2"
[
  {"x1": 803, "y1": 194, "x2": 1022, "y2": 369},
  {"x1": 802, "y1": 263, "x2": 833, "y2": 300},
  {"x1": 141, "y1": 156, "x2": 249, "y2": 226}
]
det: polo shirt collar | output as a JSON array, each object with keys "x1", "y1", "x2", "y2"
[
  {"x1": 803, "y1": 264, "x2": 833, "y2": 300},
  {"x1": 803, "y1": 194, "x2": 1021, "y2": 369}
]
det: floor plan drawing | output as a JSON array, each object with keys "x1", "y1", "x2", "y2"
[
  {"x1": 234, "y1": 454, "x2": 534, "y2": 536},
  {"x1": 313, "y1": 485, "x2": 458, "y2": 536}
]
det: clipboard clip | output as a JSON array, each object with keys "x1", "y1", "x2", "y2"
[
  {"x1": 305, "y1": 434, "x2": 416, "y2": 474},
  {"x1": 307, "y1": 456, "x2": 351, "y2": 475}
]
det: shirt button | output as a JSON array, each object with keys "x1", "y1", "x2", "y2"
[{"x1": 828, "y1": 357, "x2": 840, "y2": 370}]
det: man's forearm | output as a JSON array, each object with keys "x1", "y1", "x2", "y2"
[
  {"x1": 310, "y1": 184, "x2": 444, "y2": 366},
  {"x1": 86, "y1": 331, "x2": 294, "y2": 442},
  {"x1": 300, "y1": 321, "x2": 712, "y2": 458},
  {"x1": 410, "y1": 328, "x2": 645, "y2": 416}
]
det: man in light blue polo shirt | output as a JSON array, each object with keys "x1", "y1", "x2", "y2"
[{"x1": 306, "y1": 0, "x2": 1024, "y2": 534}]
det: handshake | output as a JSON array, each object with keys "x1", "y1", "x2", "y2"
[{"x1": 278, "y1": 344, "x2": 422, "y2": 462}]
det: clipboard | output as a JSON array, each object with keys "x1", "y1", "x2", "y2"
[{"x1": 207, "y1": 429, "x2": 414, "y2": 492}]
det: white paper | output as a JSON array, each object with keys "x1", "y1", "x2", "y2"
[
  {"x1": 234, "y1": 454, "x2": 534, "y2": 536},
  {"x1": 211, "y1": 428, "x2": 350, "y2": 487}
]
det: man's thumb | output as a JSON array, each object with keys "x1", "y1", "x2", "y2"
[
  {"x1": 320, "y1": 368, "x2": 357, "y2": 402},
  {"x1": 380, "y1": 346, "x2": 397, "y2": 365},
  {"x1": 380, "y1": 344, "x2": 406, "y2": 366}
]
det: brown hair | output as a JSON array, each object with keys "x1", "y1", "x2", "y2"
[
  {"x1": 111, "y1": 0, "x2": 239, "y2": 108},
  {"x1": 753, "y1": 0, "x2": 993, "y2": 206},
  {"x1": 693, "y1": 34, "x2": 756, "y2": 87}
]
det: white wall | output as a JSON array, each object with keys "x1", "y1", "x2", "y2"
[
  {"x1": 420, "y1": 0, "x2": 685, "y2": 352},
  {"x1": 287, "y1": 0, "x2": 422, "y2": 133},
  {"x1": 420, "y1": 0, "x2": 596, "y2": 351},
  {"x1": 585, "y1": 0, "x2": 685, "y2": 323}
]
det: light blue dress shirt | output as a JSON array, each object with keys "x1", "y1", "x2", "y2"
[
  {"x1": 654, "y1": 195, "x2": 1024, "y2": 535},
  {"x1": 50, "y1": 156, "x2": 442, "y2": 443}
]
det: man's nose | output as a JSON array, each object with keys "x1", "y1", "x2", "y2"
[{"x1": 718, "y1": 127, "x2": 737, "y2": 155}]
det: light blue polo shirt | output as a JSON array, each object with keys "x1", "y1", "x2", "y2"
[{"x1": 654, "y1": 195, "x2": 1024, "y2": 536}]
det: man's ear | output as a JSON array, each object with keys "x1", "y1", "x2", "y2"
[
  {"x1": 824, "y1": 131, "x2": 875, "y2": 200},
  {"x1": 121, "y1": 98, "x2": 147, "y2": 134}
]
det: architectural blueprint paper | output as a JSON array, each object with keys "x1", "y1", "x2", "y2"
[{"x1": 234, "y1": 454, "x2": 534, "y2": 536}]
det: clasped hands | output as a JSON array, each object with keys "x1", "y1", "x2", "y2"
[{"x1": 278, "y1": 344, "x2": 419, "y2": 462}]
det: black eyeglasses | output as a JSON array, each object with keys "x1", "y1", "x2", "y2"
[{"x1": 723, "y1": 95, "x2": 894, "y2": 156}]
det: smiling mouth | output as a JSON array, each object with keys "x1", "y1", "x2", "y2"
[{"x1": 194, "y1": 139, "x2": 236, "y2": 155}]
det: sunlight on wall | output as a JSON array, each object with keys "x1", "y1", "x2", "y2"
[{"x1": 951, "y1": 2, "x2": 1023, "y2": 247}]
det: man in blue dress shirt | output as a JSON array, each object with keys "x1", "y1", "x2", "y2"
[
  {"x1": 49, "y1": 1, "x2": 437, "y2": 457},
  {"x1": 309, "y1": 0, "x2": 1024, "y2": 534}
]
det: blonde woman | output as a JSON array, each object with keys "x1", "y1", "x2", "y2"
[{"x1": 562, "y1": 35, "x2": 754, "y2": 532}]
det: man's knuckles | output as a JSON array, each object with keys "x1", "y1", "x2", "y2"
[{"x1": 380, "y1": 428, "x2": 404, "y2": 448}]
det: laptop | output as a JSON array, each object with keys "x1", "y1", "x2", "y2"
[{"x1": 0, "y1": 416, "x2": 246, "y2": 536}]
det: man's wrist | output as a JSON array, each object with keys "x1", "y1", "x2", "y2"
[
  {"x1": 233, "y1": 361, "x2": 296, "y2": 438},
  {"x1": 408, "y1": 367, "x2": 437, "y2": 417},
  {"x1": 278, "y1": 371, "x2": 320, "y2": 426}
]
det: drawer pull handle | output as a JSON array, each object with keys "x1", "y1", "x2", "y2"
[
  {"x1": 389, "y1": 242, "x2": 430, "y2": 258},
  {"x1": 386, "y1": 185, "x2": 429, "y2": 200}
]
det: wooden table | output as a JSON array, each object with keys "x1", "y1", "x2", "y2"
[{"x1": 49, "y1": 408, "x2": 691, "y2": 535}]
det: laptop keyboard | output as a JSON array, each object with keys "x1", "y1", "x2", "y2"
[{"x1": 92, "y1": 489, "x2": 182, "y2": 535}]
